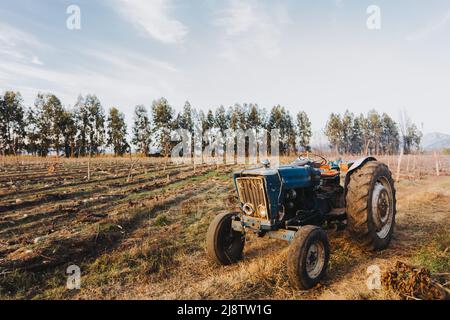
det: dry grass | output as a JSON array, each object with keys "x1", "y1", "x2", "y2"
[{"x1": 0, "y1": 156, "x2": 449, "y2": 300}]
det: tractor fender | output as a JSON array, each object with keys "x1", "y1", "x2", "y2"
[{"x1": 343, "y1": 157, "x2": 377, "y2": 202}]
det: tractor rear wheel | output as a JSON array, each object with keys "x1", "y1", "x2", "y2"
[
  {"x1": 206, "y1": 212, "x2": 245, "y2": 265},
  {"x1": 346, "y1": 161, "x2": 396, "y2": 250},
  {"x1": 287, "y1": 226, "x2": 330, "y2": 290}
]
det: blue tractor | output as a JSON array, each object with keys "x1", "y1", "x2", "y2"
[{"x1": 206, "y1": 156, "x2": 396, "y2": 289}]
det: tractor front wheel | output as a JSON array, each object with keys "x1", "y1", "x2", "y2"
[
  {"x1": 287, "y1": 226, "x2": 330, "y2": 290},
  {"x1": 206, "y1": 212, "x2": 245, "y2": 265}
]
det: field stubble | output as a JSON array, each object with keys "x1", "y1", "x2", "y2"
[{"x1": 0, "y1": 155, "x2": 448, "y2": 300}]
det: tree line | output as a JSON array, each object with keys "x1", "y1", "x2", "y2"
[
  {"x1": 325, "y1": 110, "x2": 422, "y2": 155},
  {"x1": 0, "y1": 91, "x2": 421, "y2": 157}
]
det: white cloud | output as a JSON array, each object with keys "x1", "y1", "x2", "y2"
[
  {"x1": 0, "y1": 46, "x2": 179, "y2": 122},
  {"x1": 218, "y1": 1, "x2": 258, "y2": 36},
  {"x1": 31, "y1": 56, "x2": 43, "y2": 66},
  {"x1": 112, "y1": 0, "x2": 188, "y2": 44},
  {"x1": 0, "y1": 22, "x2": 46, "y2": 65},
  {"x1": 406, "y1": 9, "x2": 450, "y2": 41},
  {"x1": 334, "y1": 0, "x2": 344, "y2": 8},
  {"x1": 0, "y1": 20, "x2": 180, "y2": 119},
  {"x1": 81, "y1": 48, "x2": 178, "y2": 74},
  {"x1": 0, "y1": 22, "x2": 42, "y2": 49},
  {"x1": 215, "y1": 0, "x2": 290, "y2": 61}
]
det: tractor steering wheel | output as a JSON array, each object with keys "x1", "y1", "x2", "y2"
[{"x1": 298, "y1": 152, "x2": 328, "y2": 167}]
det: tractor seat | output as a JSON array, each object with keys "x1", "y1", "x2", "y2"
[{"x1": 320, "y1": 169, "x2": 340, "y2": 178}]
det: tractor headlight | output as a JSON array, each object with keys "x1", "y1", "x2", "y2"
[
  {"x1": 243, "y1": 203, "x2": 255, "y2": 216},
  {"x1": 258, "y1": 204, "x2": 268, "y2": 218}
]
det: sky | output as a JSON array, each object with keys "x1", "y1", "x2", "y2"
[{"x1": 0, "y1": 0, "x2": 450, "y2": 136}]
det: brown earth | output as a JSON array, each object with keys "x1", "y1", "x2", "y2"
[{"x1": 0, "y1": 156, "x2": 448, "y2": 300}]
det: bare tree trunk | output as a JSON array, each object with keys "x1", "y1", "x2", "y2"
[
  {"x1": 434, "y1": 151, "x2": 440, "y2": 177},
  {"x1": 364, "y1": 140, "x2": 371, "y2": 156},
  {"x1": 417, "y1": 156, "x2": 422, "y2": 180},
  {"x1": 396, "y1": 149, "x2": 403, "y2": 182},
  {"x1": 127, "y1": 148, "x2": 134, "y2": 183},
  {"x1": 1, "y1": 149, "x2": 5, "y2": 169},
  {"x1": 406, "y1": 154, "x2": 410, "y2": 173},
  {"x1": 70, "y1": 143, "x2": 74, "y2": 158},
  {"x1": 163, "y1": 136, "x2": 169, "y2": 172},
  {"x1": 87, "y1": 149, "x2": 91, "y2": 181}
]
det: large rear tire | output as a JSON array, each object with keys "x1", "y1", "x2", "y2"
[
  {"x1": 346, "y1": 161, "x2": 396, "y2": 250},
  {"x1": 287, "y1": 226, "x2": 330, "y2": 290},
  {"x1": 206, "y1": 212, "x2": 245, "y2": 265}
]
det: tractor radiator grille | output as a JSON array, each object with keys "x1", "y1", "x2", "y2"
[{"x1": 236, "y1": 177, "x2": 269, "y2": 219}]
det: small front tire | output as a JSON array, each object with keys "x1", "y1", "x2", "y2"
[
  {"x1": 287, "y1": 226, "x2": 330, "y2": 290},
  {"x1": 206, "y1": 212, "x2": 245, "y2": 265}
]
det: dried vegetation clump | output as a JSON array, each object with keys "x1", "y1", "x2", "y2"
[{"x1": 382, "y1": 261, "x2": 449, "y2": 300}]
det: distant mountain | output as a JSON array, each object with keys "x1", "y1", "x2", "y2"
[{"x1": 422, "y1": 132, "x2": 450, "y2": 150}]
